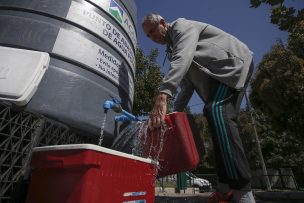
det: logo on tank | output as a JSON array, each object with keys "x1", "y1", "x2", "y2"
[{"x1": 109, "y1": 0, "x2": 124, "y2": 24}]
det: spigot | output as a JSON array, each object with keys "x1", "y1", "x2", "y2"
[
  {"x1": 103, "y1": 97, "x2": 138, "y2": 122},
  {"x1": 103, "y1": 99, "x2": 122, "y2": 113}
]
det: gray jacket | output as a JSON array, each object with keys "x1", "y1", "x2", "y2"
[{"x1": 159, "y1": 18, "x2": 253, "y2": 110}]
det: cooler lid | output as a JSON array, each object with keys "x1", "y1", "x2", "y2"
[
  {"x1": 0, "y1": 46, "x2": 50, "y2": 105},
  {"x1": 33, "y1": 144, "x2": 157, "y2": 165}
]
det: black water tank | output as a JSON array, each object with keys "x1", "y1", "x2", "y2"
[{"x1": 0, "y1": 0, "x2": 137, "y2": 146}]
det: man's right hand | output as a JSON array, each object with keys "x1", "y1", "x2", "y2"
[{"x1": 148, "y1": 93, "x2": 168, "y2": 129}]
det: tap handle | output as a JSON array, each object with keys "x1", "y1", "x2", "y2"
[{"x1": 111, "y1": 96, "x2": 120, "y2": 104}]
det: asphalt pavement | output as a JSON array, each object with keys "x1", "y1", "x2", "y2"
[{"x1": 154, "y1": 188, "x2": 304, "y2": 203}]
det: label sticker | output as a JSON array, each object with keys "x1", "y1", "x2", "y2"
[
  {"x1": 122, "y1": 200, "x2": 146, "y2": 203},
  {"x1": 123, "y1": 191, "x2": 146, "y2": 196},
  {"x1": 52, "y1": 28, "x2": 134, "y2": 99}
]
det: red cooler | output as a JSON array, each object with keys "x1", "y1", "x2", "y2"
[
  {"x1": 26, "y1": 144, "x2": 157, "y2": 203},
  {"x1": 144, "y1": 112, "x2": 203, "y2": 177}
]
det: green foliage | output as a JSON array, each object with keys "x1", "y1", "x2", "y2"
[
  {"x1": 250, "y1": 41, "x2": 304, "y2": 137},
  {"x1": 288, "y1": 20, "x2": 304, "y2": 58},
  {"x1": 132, "y1": 48, "x2": 163, "y2": 115},
  {"x1": 248, "y1": 6, "x2": 304, "y2": 168},
  {"x1": 238, "y1": 109, "x2": 259, "y2": 167},
  {"x1": 255, "y1": 111, "x2": 304, "y2": 167},
  {"x1": 239, "y1": 109, "x2": 304, "y2": 167},
  {"x1": 250, "y1": 0, "x2": 304, "y2": 31},
  {"x1": 261, "y1": 131, "x2": 304, "y2": 167},
  {"x1": 191, "y1": 113, "x2": 215, "y2": 168},
  {"x1": 183, "y1": 106, "x2": 192, "y2": 114},
  {"x1": 250, "y1": 0, "x2": 304, "y2": 167},
  {"x1": 191, "y1": 108, "x2": 304, "y2": 169}
]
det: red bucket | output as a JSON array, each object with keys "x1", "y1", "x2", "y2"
[{"x1": 143, "y1": 112, "x2": 203, "y2": 177}]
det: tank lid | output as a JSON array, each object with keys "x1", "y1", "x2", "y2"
[{"x1": 0, "y1": 46, "x2": 49, "y2": 105}]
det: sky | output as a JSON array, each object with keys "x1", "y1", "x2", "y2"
[{"x1": 134, "y1": 0, "x2": 304, "y2": 113}]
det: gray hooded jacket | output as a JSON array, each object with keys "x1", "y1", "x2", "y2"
[{"x1": 159, "y1": 18, "x2": 253, "y2": 110}]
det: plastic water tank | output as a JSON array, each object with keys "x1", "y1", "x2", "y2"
[{"x1": 0, "y1": 0, "x2": 137, "y2": 146}]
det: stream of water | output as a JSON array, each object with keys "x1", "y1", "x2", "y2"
[
  {"x1": 98, "y1": 113, "x2": 107, "y2": 146},
  {"x1": 111, "y1": 120, "x2": 169, "y2": 177}
]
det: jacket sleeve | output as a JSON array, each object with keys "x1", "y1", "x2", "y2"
[
  {"x1": 173, "y1": 78, "x2": 194, "y2": 112},
  {"x1": 159, "y1": 19, "x2": 200, "y2": 97}
]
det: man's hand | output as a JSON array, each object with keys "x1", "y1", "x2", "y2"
[{"x1": 148, "y1": 93, "x2": 169, "y2": 129}]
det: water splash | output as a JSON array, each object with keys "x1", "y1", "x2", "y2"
[
  {"x1": 131, "y1": 121, "x2": 149, "y2": 156},
  {"x1": 98, "y1": 113, "x2": 107, "y2": 146},
  {"x1": 142, "y1": 123, "x2": 168, "y2": 178},
  {"x1": 111, "y1": 121, "x2": 142, "y2": 151},
  {"x1": 111, "y1": 121, "x2": 170, "y2": 178}
]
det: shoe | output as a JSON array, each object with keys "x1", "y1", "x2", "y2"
[{"x1": 207, "y1": 191, "x2": 233, "y2": 203}]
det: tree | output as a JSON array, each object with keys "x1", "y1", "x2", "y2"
[
  {"x1": 191, "y1": 113, "x2": 215, "y2": 168},
  {"x1": 256, "y1": 111, "x2": 304, "y2": 167},
  {"x1": 133, "y1": 48, "x2": 163, "y2": 115},
  {"x1": 288, "y1": 20, "x2": 304, "y2": 59},
  {"x1": 238, "y1": 109, "x2": 259, "y2": 167},
  {"x1": 239, "y1": 107, "x2": 304, "y2": 167},
  {"x1": 250, "y1": 0, "x2": 304, "y2": 31},
  {"x1": 250, "y1": 39, "x2": 304, "y2": 137},
  {"x1": 249, "y1": 3, "x2": 304, "y2": 168},
  {"x1": 249, "y1": 10, "x2": 304, "y2": 138}
]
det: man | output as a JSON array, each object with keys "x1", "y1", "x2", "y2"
[{"x1": 142, "y1": 13, "x2": 256, "y2": 203}]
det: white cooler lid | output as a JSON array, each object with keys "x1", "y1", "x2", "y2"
[
  {"x1": 33, "y1": 144, "x2": 157, "y2": 165},
  {"x1": 0, "y1": 46, "x2": 50, "y2": 105}
]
